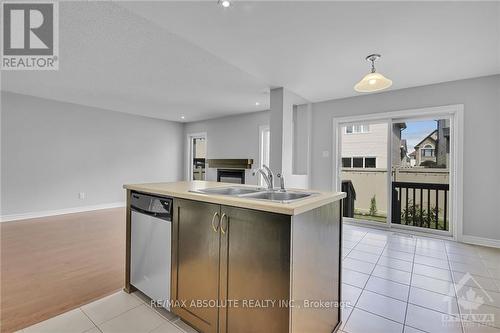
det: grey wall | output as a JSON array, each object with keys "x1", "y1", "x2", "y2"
[
  {"x1": 1, "y1": 92, "x2": 184, "y2": 215},
  {"x1": 184, "y1": 110, "x2": 269, "y2": 185},
  {"x1": 310, "y1": 75, "x2": 500, "y2": 241}
]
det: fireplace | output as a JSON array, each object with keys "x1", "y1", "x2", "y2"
[
  {"x1": 207, "y1": 159, "x2": 254, "y2": 185},
  {"x1": 217, "y1": 169, "x2": 245, "y2": 184}
]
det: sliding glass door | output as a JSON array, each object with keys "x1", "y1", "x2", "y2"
[
  {"x1": 390, "y1": 118, "x2": 452, "y2": 234},
  {"x1": 338, "y1": 114, "x2": 454, "y2": 236}
]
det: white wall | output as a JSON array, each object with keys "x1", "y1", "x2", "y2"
[
  {"x1": 311, "y1": 75, "x2": 500, "y2": 241},
  {"x1": 184, "y1": 111, "x2": 270, "y2": 185},
  {"x1": 1, "y1": 92, "x2": 184, "y2": 216}
]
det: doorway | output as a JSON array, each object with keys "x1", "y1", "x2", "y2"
[
  {"x1": 187, "y1": 133, "x2": 207, "y2": 181},
  {"x1": 258, "y1": 125, "x2": 270, "y2": 187},
  {"x1": 333, "y1": 105, "x2": 463, "y2": 239}
]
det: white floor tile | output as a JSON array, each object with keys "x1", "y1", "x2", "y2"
[
  {"x1": 372, "y1": 265, "x2": 411, "y2": 285},
  {"x1": 342, "y1": 268, "x2": 370, "y2": 288},
  {"x1": 365, "y1": 276, "x2": 410, "y2": 302},
  {"x1": 450, "y1": 261, "x2": 491, "y2": 278},
  {"x1": 83, "y1": 328, "x2": 100, "y2": 333},
  {"x1": 356, "y1": 290, "x2": 407, "y2": 323},
  {"x1": 378, "y1": 256, "x2": 413, "y2": 272},
  {"x1": 463, "y1": 321, "x2": 500, "y2": 333},
  {"x1": 456, "y1": 285, "x2": 500, "y2": 308},
  {"x1": 382, "y1": 249, "x2": 414, "y2": 262},
  {"x1": 341, "y1": 306, "x2": 353, "y2": 330},
  {"x1": 347, "y1": 249, "x2": 381, "y2": 264},
  {"x1": 24, "y1": 309, "x2": 95, "y2": 333},
  {"x1": 416, "y1": 238, "x2": 445, "y2": 250},
  {"x1": 413, "y1": 263, "x2": 453, "y2": 282},
  {"x1": 446, "y1": 246, "x2": 480, "y2": 257},
  {"x1": 343, "y1": 240, "x2": 358, "y2": 249},
  {"x1": 414, "y1": 254, "x2": 449, "y2": 269},
  {"x1": 344, "y1": 308, "x2": 403, "y2": 333},
  {"x1": 408, "y1": 287, "x2": 459, "y2": 315},
  {"x1": 98, "y1": 305, "x2": 166, "y2": 333},
  {"x1": 343, "y1": 257, "x2": 375, "y2": 274},
  {"x1": 404, "y1": 326, "x2": 426, "y2": 333},
  {"x1": 415, "y1": 247, "x2": 447, "y2": 260},
  {"x1": 448, "y1": 252, "x2": 482, "y2": 265},
  {"x1": 405, "y1": 304, "x2": 462, "y2": 333},
  {"x1": 343, "y1": 247, "x2": 352, "y2": 258},
  {"x1": 150, "y1": 322, "x2": 184, "y2": 333},
  {"x1": 359, "y1": 238, "x2": 387, "y2": 248},
  {"x1": 385, "y1": 243, "x2": 416, "y2": 254},
  {"x1": 354, "y1": 243, "x2": 385, "y2": 255},
  {"x1": 489, "y1": 268, "x2": 500, "y2": 280},
  {"x1": 483, "y1": 259, "x2": 500, "y2": 270},
  {"x1": 411, "y1": 274, "x2": 455, "y2": 296},
  {"x1": 81, "y1": 291, "x2": 142, "y2": 324},
  {"x1": 460, "y1": 303, "x2": 500, "y2": 329},
  {"x1": 452, "y1": 271, "x2": 500, "y2": 292},
  {"x1": 342, "y1": 283, "x2": 363, "y2": 306}
]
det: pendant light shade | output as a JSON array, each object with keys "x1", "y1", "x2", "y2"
[{"x1": 354, "y1": 54, "x2": 392, "y2": 93}]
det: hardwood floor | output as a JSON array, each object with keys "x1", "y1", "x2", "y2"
[{"x1": 0, "y1": 208, "x2": 125, "y2": 333}]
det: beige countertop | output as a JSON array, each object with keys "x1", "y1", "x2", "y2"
[{"x1": 123, "y1": 181, "x2": 345, "y2": 216}]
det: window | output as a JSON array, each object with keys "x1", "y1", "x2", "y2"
[
  {"x1": 364, "y1": 158, "x2": 376, "y2": 168},
  {"x1": 421, "y1": 144, "x2": 435, "y2": 157},
  {"x1": 342, "y1": 157, "x2": 377, "y2": 168},
  {"x1": 345, "y1": 124, "x2": 369, "y2": 134},
  {"x1": 352, "y1": 157, "x2": 364, "y2": 168}
]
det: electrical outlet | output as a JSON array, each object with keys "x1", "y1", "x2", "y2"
[{"x1": 79, "y1": 192, "x2": 86, "y2": 200}]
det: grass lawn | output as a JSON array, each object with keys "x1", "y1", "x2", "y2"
[{"x1": 353, "y1": 214, "x2": 387, "y2": 223}]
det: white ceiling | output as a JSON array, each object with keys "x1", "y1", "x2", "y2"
[{"x1": 3, "y1": 1, "x2": 499, "y2": 122}]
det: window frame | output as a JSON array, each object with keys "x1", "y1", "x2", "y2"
[
  {"x1": 344, "y1": 124, "x2": 370, "y2": 134},
  {"x1": 341, "y1": 156, "x2": 377, "y2": 168}
]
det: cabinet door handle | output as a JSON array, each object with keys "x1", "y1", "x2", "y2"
[
  {"x1": 220, "y1": 213, "x2": 228, "y2": 234},
  {"x1": 211, "y1": 212, "x2": 220, "y2": 232}
]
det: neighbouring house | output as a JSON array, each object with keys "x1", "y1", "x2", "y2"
[
  {"x1": 409, "y1": 151, "x2": 417, "y2": 167},
  {"x1": 414, "y1": 129, "x2": 438, "y2": 166},
  {"x1": 341, "y1": 122, "x2": 407, "y2": 169},
  {"x1": 436, "y1": 119, "x2": 451, "y2": 167},
  {"x1": 413, "y1": 120, "x2": 450, "y2": 168}
]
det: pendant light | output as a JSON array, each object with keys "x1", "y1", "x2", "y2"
[{"x1": 354, "y1": 54, "x2": 392, "y2": 93}]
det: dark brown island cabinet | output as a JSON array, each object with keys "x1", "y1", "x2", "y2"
[{"x1": 123, "y1": 181, "x2": 345, "y2": 333}]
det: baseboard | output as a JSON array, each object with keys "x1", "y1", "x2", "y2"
[
  {"x1": 461, "y1": 235, "x2": 500, "y2": 249},
  {"x1": 0, "y1": 202, "x2": 126, "y2": 223}
]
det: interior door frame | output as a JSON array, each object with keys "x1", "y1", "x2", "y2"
[
  {"x1": 332, "y1": 104, "x2": 464, "y2": 241},
  {"x1": 186, "y1": 132, "x2": 207, "y2": 181}
]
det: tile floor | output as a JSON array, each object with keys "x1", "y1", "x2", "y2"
[
  {"x1": 16, "y1": 223, "x2": 500, "y2": 333},
  {"x1": 340, "y1": 223, "x2": 500, "y2": 333}
]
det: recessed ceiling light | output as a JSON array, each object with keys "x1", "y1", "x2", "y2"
[
  {"x1": 354, "y1": 54, "x2": 392, "y2": 93},
  {"x1": 255, "y1": 102, "x2": 260, "y2": 106},
  {"x1": 181, "y1": 116, "x2": 185, "y2": 120},
  {"x1": 218, "y1": 0, "x2": 231, "y2": 8}
]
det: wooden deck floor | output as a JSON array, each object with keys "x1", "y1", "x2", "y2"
[{"x1": 0, "y1": 208, "x2": 125, "y2": 333}]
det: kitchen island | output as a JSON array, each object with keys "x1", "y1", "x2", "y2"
[{"x1": 123, "y1": 181, "x2": 345, "y2": 333}]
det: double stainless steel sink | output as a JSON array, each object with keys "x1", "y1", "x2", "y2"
[{"x1": 191, "y1": 186, "x2": 314, "y2": 203}]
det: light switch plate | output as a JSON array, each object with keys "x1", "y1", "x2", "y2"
[{"x1": 322, "y1": 150, "x2": 329, "y2": 158}]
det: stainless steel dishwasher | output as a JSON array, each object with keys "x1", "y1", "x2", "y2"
[{"x1": 130, "y1": 192, "x2": 172, "y2": 310}]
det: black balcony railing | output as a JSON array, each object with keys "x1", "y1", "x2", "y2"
[{"x1": 392, "y1": 182, "x2": 449, "y2": 231}]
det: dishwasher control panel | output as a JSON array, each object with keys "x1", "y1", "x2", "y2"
[{"x1": 130, "y1": 192, "x2": 172, "y2": 220}]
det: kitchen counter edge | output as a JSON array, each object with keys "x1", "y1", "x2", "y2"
[{"x1": 123, "y1": 181, "x2": 346, "y2": 216}]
